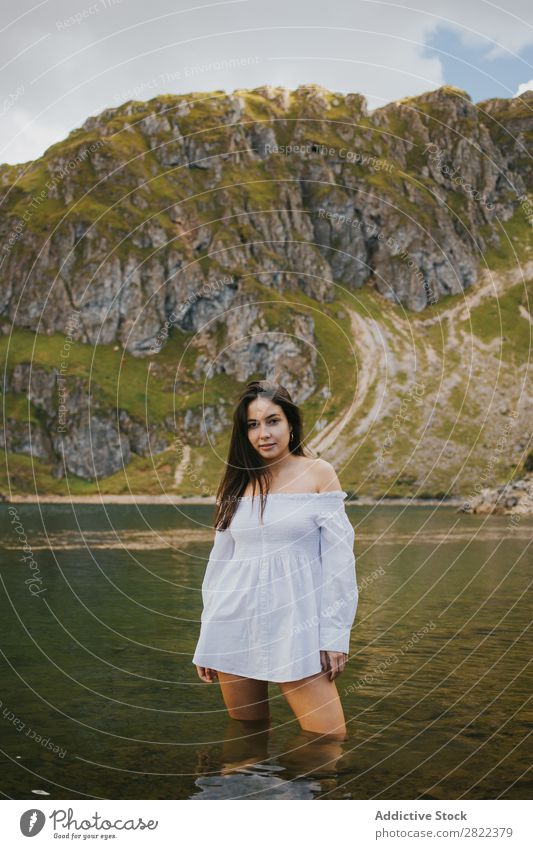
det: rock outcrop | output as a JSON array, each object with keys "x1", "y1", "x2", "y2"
[
  {"x1": 1, "y1": 85, "x2": 531, "y2": 357},
  {"x1": 1, "y1": 84, "x2": 532, "y2": 484},
  {"x1": 460, "y1": 473, "x2": 533, "y2": 515}
]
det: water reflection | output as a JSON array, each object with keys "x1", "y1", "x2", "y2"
[
  {"x1": 0, "y1": 503, "x2": 531, "y2": 800},
  {"x1": 192, "y1": 716, "x2": 348, "y2": 799},
  {"x1": 220, "y1": 717, "x2": 271, "y2": 773}
]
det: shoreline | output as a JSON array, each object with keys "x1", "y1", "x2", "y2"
[{"x1": 2, "y1": 494, "x2": 465, "y2": 507}]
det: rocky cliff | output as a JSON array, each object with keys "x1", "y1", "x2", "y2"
[{"x1": 0, "y1": 84, "x2": 532, "y2": 493}]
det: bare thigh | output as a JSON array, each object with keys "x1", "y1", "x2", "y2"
[
  {"x1": 217, "y1": 671, "x2": 271, "y2": 721},
  {"x1": 279, "y1": 670, "x2": 347, "y2": 739}
]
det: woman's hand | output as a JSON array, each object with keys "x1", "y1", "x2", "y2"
[
  {"x1": 196, "y1": 665, "x2": 219, "y2": 683},
  {"x1": 320, "y1": 650, "x2": 347, "y2": 681}
]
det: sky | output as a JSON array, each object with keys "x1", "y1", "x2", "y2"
[{"x1": 1, "y1": 0, "x2": 532, "y2": 166}]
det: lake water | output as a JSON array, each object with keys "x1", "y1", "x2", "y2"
[{"x1": 0, "y1": 502, "x2": 531, "y2": 800}]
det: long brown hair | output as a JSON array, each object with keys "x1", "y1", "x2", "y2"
[{"x1": 214, "y1": 379, "x2": 311, "y2": 530}]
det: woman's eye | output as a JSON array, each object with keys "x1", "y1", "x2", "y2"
[{"x1": 248, "y1": 419, "x2": 279, "y2": 428}]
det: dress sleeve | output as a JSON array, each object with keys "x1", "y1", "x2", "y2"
[
  {"x1": 314, "y1": 494, "x2": 358, "y2": 653},
  {"x1": 201, "y1": 528, "x2": 235, "y2": 606}
]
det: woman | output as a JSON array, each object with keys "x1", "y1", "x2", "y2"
[{"x1": 192, "y1": 378, "x2": 358, "y2": 740}]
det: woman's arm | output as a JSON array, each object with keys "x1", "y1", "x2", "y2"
[
  {"x1": 313, "y1": 460, "x2": 358, "y2": 659},
  {"x1": 195, "y1": 527, "x2": 236, "y2": 684},
  {"x1": 201, "y1": 527, "x2": 235, "y2": 607},
  {"x1": 315, "y1": 500, "x2": 358, "y2": 654}
]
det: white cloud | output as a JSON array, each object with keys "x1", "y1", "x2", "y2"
[
  {"x1": 514, "y1": 79, "x2": 533, "y2": 96},
  {"x1": 380, "y1": 0, "x2": 533, "y2": 59},
  {"x1": 0, "y1": 107, "x2": 67, "y2": 164}
]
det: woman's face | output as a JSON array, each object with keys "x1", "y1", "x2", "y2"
[{"x1": 246, "y1": 398, "x2": 292, "y2": 461}]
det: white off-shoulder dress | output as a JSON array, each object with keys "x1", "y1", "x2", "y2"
[{"x1": 192, "y1": 490, "x2": 358, "y2": 683}]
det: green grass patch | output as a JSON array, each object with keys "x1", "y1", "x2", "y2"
[
  {"x1": 481, "y1": 209, "x2": 533, "y2": 270},
  {"x1": 2, "y1": 392, "x2": 41, "y2": 424},
  {"x1": 461, "y1": 279, "x2": 533, "y2": 361}
]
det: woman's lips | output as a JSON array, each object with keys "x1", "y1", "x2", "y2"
[{"x1": 259, "y1": 443, "x2": 275, "y2": 449}]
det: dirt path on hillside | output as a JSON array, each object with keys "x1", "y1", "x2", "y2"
[
  {"x1": 416, "y1": 259, "x2": 533, "y2": 328},
  {"x1": 173, "y1": 443, "x2": 191, "y2": 487},
  {"x1": 306, "y1": 310, "x2": 385, "y2": 456}
]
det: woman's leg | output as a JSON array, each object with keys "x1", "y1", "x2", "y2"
[
  {"x1": 217, "y1": 670, "x2": 271, "y2": 721},
  {"x1": 279, "y1": 670, "x2": 347, "y2": 740},
  {"x1": 220, "y1": 716, "x2": 271, "y2": 773}
]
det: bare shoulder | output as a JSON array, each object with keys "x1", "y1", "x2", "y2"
[{"x1": 307, "y1": 458, "x2": 342, "y2": 492}]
